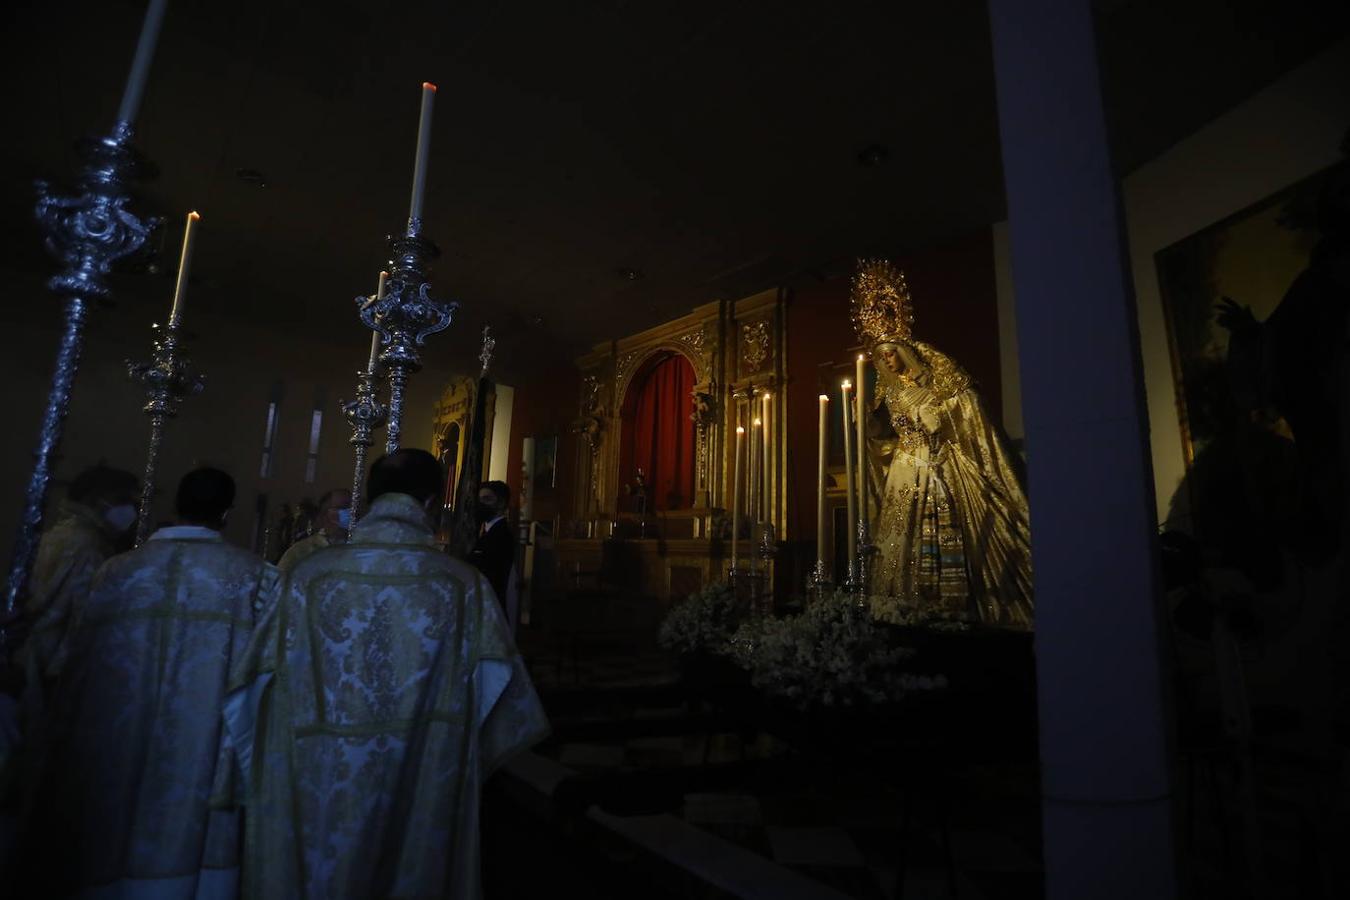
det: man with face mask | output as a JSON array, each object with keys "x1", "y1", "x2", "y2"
[
  {"x1": 468, "y1": 481, "x2": 514, "y2": 620},
  {"x1": 20, "y1": 465, "x2": 139, "y2": 683},
  {"x1": 222, "y1": 449, "x2": 547, "y2": 900},
  {"x1": 13, "y1": 467, "x2": 278, "y2": 898},
  {"x1": 276, "y1": 488, "x2": 352, "y2": 574}
]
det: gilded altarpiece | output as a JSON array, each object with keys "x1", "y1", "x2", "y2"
[
  {"x1": 560, "y1": 289, "x2": 787, "y2": 602},
  {"x1": 432, "y1": 376, "x2": 494, "y2": 511}
]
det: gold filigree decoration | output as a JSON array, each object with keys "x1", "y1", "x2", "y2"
[
  {"x1": 851, "y1": 259, "x2": 914, "y2": 351},
  {"x1": 741, "y1": 321, "x2": 770, "y2": 372}
]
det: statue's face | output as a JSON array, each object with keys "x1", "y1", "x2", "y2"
[{"x1": 877, "y1": 342, "x2": 922, "y2": 376}]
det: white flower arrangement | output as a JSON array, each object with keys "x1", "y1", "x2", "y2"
[
  {"x1": 657, "y1": 582, "x2": 744, "y2": 656},
  {"x1": 727, "y1": 589, "x2": 947, "y2": 708}
]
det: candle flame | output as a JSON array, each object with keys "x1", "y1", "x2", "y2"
[
  {"x1": 422, "y1": 81, "x2": 438, "y2": 92},
  {"x1": 857, "y1": 353, "x2": 865, "y2": 361},
  {"x1": 736, "y1": 426, "x2": 745, "y2": 434},
  {"x1": 753, "y1": 417, "x2": 762, "y2": 426},
  {"x1": 819, "y1": 394, "x2": 829, "y2": 401},
  {"x1": 842, "y1": 380, "x2": 852, "y2": 389},
  {"x1": 187, "y1": 210, "x2": 201, "y2": 221}
]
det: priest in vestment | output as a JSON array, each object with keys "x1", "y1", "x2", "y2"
[
  {"x1": 11, "y1": 467, "x2": 277, "y2": 898},
  {"x1": 19, "y1": 465, "x2": 139, "y2": 685},
  {"x1": 276, "y1": 487, "x2": 352, "y2": 573},
  {"x1": 223, "y1": 449, "x2": 549, "y2": 900}
]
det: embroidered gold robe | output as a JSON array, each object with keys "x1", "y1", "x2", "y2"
[
  {"x1": 223, "y1": 492, "x2": 549, "y2": 900},
  {"x1": 868, "y1": 343, "x2": 1034, "y2": 628}
]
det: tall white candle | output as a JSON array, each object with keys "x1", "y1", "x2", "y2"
[
  {"x1": 817, "y1": 394, "x2": 829, "y2": 564},
  {"x1": 841, "y1": 380, "x2": 857, "y2": 567},
  {"x1": 367, "y1": 270, "x2": 388, "y2": 373},
  {"x1": 749, "y1": 416, "x2": 761, "y2": 574},
  {"x1": 408, "y1": 82, "x2": 437, "y2": 222},
  {"x1": 521, "y1": 437, "x2": 536, "y2": 521},
  {"x1": 116, "y1": 0, "x2": 170, "y2": 126},
  {"x1": 168, "y1": 211, "x2": 201, "y2": 327},
  {"x1": 731, "y1": 424, "x2": 744, "y2": 569},
  {"x1": 856, "y1": 354, "x2": 868, "y2": 529},
  {"x1": 749, "y1": 417, "x2": 761, "y2": 528},
  {"x1": 761, "y1": 392, "x2": 771, "y2": 525}
]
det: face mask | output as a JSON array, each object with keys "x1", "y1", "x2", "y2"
[
  {"x1": 335, "y1": 508, "x2": 352, "y2": 529},
  {"x1": 104, "y1": 503, "x2": 137, "y2": 533},
  {"x1": 475, "y1": 502, "x2": 496, "y2": 523}
]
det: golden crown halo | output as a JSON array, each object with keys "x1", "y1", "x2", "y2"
[{"x1": 850, "y1": 258, "x2": 914, "y2": 350}]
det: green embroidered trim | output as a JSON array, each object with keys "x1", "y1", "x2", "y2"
[{"x1": 293, "y1": 710, "x2": 465, "y2": 739}]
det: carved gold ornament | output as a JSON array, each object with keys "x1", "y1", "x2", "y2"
[
  {"x1": 851, "y1": 259, "x2": 915, "y2": 350},
  {"x1": 741, "y1": 321, "x2": 770, "y2": 372}
]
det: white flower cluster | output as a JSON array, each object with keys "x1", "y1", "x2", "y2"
[
  {"x1": 728, "y1": 589, "x2": 943, "y2": 708},
  {"x1": 657, "y1": 582, "x2": 743, "y2": 656}
]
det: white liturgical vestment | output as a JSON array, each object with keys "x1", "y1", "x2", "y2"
[
  {"x1": 15, "y1": 525, "x2": 278, "y2": 899},
  {"x1": 223, "y1": 492, "x2": 549, "y2": 900}
]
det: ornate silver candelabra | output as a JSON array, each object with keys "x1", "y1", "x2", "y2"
[
  {"x1": 755, "y1": 521, "x2": 776, "y2": 614},
  {"x1": 342, "y1": 364, "x2": 387, "y2": 529},
  {"x1": 357, "y1": 218, "x2": 456, "y2": 455},
  {"x1": 856, "y1": 517, "x2": 875, "y2": 593},
  {"x1": 807, "y1": 558, "x2": 831, "y2": 596},
  {"x1": 4, "y1": 121, "x2": 160, "y2": 618},
  {"x1": 126, "y1": 322, "x2": 204, "y2": 544}
]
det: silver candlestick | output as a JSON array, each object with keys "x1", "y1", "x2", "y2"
[
  {"x1": 4, "y1": 121, "x2": 160, "y2": 620},
  {"x1": 342, "y1": 365, "x2": 387, "y2": 531},
  {"x1": 126, "y1": 322, "x2": 205, "y2": 544},
  {"x1": 807, "y1": 558, "x2": 831, "y2": 596},
  {"x1": 357, "y1": 218, "x2": 456, "y2": 455},
  {"x1": 856, "y1": 517, "x2": 875, "y2": 594}
]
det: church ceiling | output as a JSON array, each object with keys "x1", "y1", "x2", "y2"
[{"x1": 0, "y1": 0, "x2": 1343, "y2": 379}]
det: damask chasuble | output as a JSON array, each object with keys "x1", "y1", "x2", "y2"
[
  {"x1": 222, "y1": 492, "x2": 549, "y2": 900},
  {"x1": 19, "y1": 501, "x2": 118, "y2": 683},
  {"x1": 19, "y1": 526, "x2": 278, "y2": 899}
]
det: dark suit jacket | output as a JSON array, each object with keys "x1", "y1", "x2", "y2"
[{"x1": 469, "y1": 518, "x2": 513, "y2": 607}]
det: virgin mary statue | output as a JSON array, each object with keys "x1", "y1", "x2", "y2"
[{"x1": 853, "y1": 260, "x2": 1033, "y2": 629}]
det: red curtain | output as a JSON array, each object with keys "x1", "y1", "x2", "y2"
[{"x1": 619, "y1": 353, "x2": 695, "y2": 512}]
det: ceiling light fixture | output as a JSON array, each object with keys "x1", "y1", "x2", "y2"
[{"x1": 616, "y1": 267, "x2": 643, "y2": 281}]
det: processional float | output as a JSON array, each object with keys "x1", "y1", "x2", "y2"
[{"x1": 4, "y1": 0, "x2": 170, "y2": 629}]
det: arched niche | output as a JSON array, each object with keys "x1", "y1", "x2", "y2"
[{"x1": 616, "y1": 349, "x2": 697, "y2": 512}]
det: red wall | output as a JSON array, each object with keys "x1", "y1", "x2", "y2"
[{"x1": 784, "y1": 227, "x2": 1003, "y2": 541}]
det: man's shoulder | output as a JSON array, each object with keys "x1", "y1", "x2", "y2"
[{"x1": 291, "y1": 540, "x2": 480, "y2": 583}]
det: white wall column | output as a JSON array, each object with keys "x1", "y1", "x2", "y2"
[{"x1": 988, "y1": 1, "x2": 1178, "y2": 898}]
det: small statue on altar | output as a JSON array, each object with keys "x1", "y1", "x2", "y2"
[{"x1": 852, "y1": 260, "x2": 1033, "y2": 629}]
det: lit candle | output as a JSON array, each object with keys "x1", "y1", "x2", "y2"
[
  {"x1": 521, "y1": 437, "x2": 536, "y2": 521},
  {"x1": 115, "y1": 0, "x2": 170, "y2": 126},
  {"x1": 168, "y1": 211, "x2": 201, "y2": 327},
  {"x1": 856, "y1": 354, "x2": 868, "y2": 529},
  {"x1": 761, "y1": 392, "x2": 771, "y2": 524},
  {"x1": 841, "y1": 380, "x2": 857, "y2": 567},
  {"x1": 817, "y1": 394, "x2": 829, "y2": 565},
  {"x1": 731, "y1": 424, "x2": 745, "y2": 569},
  {"x1": 367, "y1": 271, "x2": 388, "y2": 373},
  {"x1": 408, "y1": 82, "x2": 437, "y2": 223}
]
